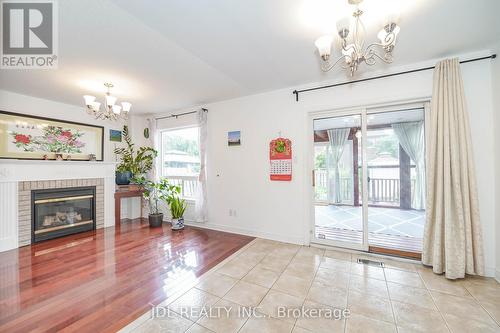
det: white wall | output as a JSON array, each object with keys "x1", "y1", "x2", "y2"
[
  {"x1": 492, "y1": 47, "x2": 500, "y2": 282},
  {"x1": 0, "y1": 89, "x2": 125, "y2": 162},
  {"x1": 0, "y1": 89, "x2": 145, "y2": 220},
  {"x1": 144, "y1": 52, "x2": 499, "y2": 277}
]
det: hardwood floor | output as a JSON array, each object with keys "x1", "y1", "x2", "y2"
[{"x1": 0, "y1": 219, "x2": 254, "y2": 333}]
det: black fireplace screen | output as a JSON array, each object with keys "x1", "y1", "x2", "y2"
[{"x1": 32, "y1": 186, "x2": 96, "y2": 242}]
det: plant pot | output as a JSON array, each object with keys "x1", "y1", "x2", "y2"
[
  {"x1": 148, "y1": 213, "x2": 163, "y2": 227},
  {"x1": 171, "y1": 217, "x2": 184, "y2": 230},
  {"x1": 115, "y1": 171, "x2": 132, "y2": 185}
]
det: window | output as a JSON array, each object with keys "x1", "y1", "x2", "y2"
[{"x1": 160, "y1": 127, "x2": 200, "y2": 199}]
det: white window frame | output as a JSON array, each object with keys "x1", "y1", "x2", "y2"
[{"x1": 158, "y1": 125, "x2": 200, "y2": 200}]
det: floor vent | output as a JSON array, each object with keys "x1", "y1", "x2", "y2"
[{"x1": 357, "y1": 258, "x2": 385, "y2": 268}]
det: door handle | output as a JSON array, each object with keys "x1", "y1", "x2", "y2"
[
  {"x1": 312, "y1": 170, "x2": 315, "y2": 187},
  {"x1": 367, "y1": 176, "x2": 371, "y2": 182}
]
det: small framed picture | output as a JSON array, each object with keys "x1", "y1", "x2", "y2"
[
  {"x1": 228, "y1": 131, "x2": 241, "y2": 146},
  {"x1": 110, "y1": 129, "x2": 122, "y2": 142}
]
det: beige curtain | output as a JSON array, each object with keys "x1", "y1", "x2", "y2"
[{"x1": 422, "y1": 58, "x2": 484, "y2": 279}]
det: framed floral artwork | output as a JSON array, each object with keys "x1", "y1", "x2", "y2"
[{"x1": 0, "y1": 111, "x2": 104, "y2": 161}]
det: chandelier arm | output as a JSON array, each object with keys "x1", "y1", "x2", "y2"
[
  {"x1": 341, "y1": 41, "x2": 356, "y2": 54},
  {"x1": 321, "y1": 54, "x2": 347, "y2": 72},
  {"x1": 368, "y1": 50, "x2": 394, "y2": 64},
  {"x1": 364, "y1": 42, "x2": 383, "y2": 50},
  {"x1": 364, "y1": 32, "x2": 396, "y2": 52},
  {"x1": 364, "y1": 53, "x2": 377, "y2": 66},
  {"x1": 364, "y1": 42, "x2": 394, "y2": 62}
]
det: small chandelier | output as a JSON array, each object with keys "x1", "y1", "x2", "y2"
[
  {"x1": 314, "y1": 0, "x2": 400, "y2": 76},
  {"x1": 83, "y1": 83, "x2": 131, "y2": 121}
]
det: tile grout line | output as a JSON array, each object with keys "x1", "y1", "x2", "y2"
[
  {"x1": 177, "y1": 239, "x2": 263, "y2": 333},
  {"x1": 244, "y1": 241, "x2": 321, "y2": 332},
  {"x1": 233, "y1": 241, "x2": 287, "y2": 333},
  {"x1": 417, "y1": 270, "x2": 453, "y2": 333},
  {"x1": 461, "y1": 282, "x2": 500, "y2": 328},
  {"x1": 269, "y1": 244, "x2": 311, "y2": 333},
  {"x1": 124, "y1": 238, "x2": 259, "y2": 333},
  {"x1": 134, "y1": 238, "x2": 500, "y2": 333},
  {"x1": 197, "y1": 239, "x2": 271, "y2": 333},
  {"x1": 198, "y1": 239, "x2": 302, "y2": 333},
  {"x1": 343, "y1": 253, "x2": 353, "y2": 333},
  {"x1": 383, "y1": 264, "x2": 400, "y2": 333}
]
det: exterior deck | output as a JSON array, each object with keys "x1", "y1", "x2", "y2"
[{"x1": 315, "y1": 205, "x2": 425, "y2": 253}]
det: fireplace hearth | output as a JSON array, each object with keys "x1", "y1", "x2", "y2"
[{"x1": 32, "y1": 186, "x2": 96, "y2": 243}]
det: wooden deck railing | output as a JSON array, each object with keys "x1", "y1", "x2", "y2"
[
  {"x1": 315, "y1": 168, "x2": 415, "y2": 205},
  {"x1": 166, "y1": 176, "x2": 198, "y2": 198},
  {"x1": 368, "y1": 178, "x2": 399, "y2": 203}
]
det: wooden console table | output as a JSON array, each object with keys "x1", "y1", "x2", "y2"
[{"x1": 114, "y1": 186, "x2": 144, "y2": 224}]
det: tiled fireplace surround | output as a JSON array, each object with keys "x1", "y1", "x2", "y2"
[
  {"x1": 17, "y1": 178, "x2": 105, "y2": 246},
  {"x1": 0, "y1": 160, "x2": 116, "y2": 252}
]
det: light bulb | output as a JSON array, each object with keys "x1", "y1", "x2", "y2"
[
  {"x1": 83, "y1": 95, "x2": 96, "y2": 106},
  {"x1": 112, "y1": 105, "x2": 122, "y2": 114},
  {"x1": 92, "y1": 101, "x2": 101, "y2": 111},
  {"x1": 315, "y1": 35, "x2": 333, "y2": 61},
  {"x1": 336, "y1": 16, "x2": 351, "y2": 39},
  {"x1": 106, "y1": 95, "x2": 117, "y2": 107},
  {"x1": 378, "y1": 25, "x2": 400, "y2": 46},
  {"x1": 121, "y1": 102, "x2": 131, "y2": 112}
]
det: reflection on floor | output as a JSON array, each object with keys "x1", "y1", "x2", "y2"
[
  {"x1": 0, "y1": 219, "x2": 254, "y2": 333},
  {"x1": 315, "y1": 205, "x2": 425, "y2": 252},
  {"x1": 126, "y1": 238, "x2": 500, "y2": 333}
]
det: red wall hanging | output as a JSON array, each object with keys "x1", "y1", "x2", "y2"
[{"x1": 269, "y1": 137, "x2": 292, "y2": 181}]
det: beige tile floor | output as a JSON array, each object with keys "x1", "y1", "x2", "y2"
[{"x1": 128, "y1": 238, "x2": 500, "y2": 333}]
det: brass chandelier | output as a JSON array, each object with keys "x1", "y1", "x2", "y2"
[{"x1": 314, "y1": 0, "x2": 400, "y2": 76}]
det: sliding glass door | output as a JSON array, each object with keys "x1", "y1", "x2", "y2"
[
  {"x1": 366, "y1": 109, "x2": 425, "y2": 256},
  {"x1": 312, "y1": 112, "x2": 367, "y2": 251},
  {"x1": 311, "y1": 106, "x2": 426, "y2": 255}
]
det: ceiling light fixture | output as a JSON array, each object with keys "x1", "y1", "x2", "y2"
[
  {"x1": 314, "y1": 0, "x2": 400, "y2": 76},
  {"x1": 83, "y1": 83, "x2": 131, "y2": 121}
]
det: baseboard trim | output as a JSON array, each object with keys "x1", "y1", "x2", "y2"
[
  {"x1": 0, "y1": 237, "x2": 18, "y2": 253},
  {"x1": 183, "y1": 221, "x2": 306, "y2": 245},
  {"x1": 483, "y1": 266, "x2": 496, "y2": 278}
]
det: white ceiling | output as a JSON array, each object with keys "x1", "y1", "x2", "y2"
[{"x1": 0, "y1": 0, "x2": 499, "y2": 114}]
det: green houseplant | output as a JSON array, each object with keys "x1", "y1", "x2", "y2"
[
  {"x1": 134, "y1": 176, "x2": 181, "y2": 227},
  {"x1": 114, "y1": 126, "x2": 157, "y2": 185},
  {"x1": 170, "y1": 196, "x2": 187, "y2": 230}
]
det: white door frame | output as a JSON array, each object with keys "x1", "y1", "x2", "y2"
[
  {"x1": 307, "y1": 107, "x2": 369, "y2": 252},
  {"x1": 305, "y1": 97, "x2": 431, "y2": 251}
]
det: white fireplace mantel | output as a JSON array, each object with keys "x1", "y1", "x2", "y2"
[
  {"x1": 0, "y1": 160, "x2": 117, "y2": 182},
  {"x1": 0, "y1": 160, "x2": 116, "y2": 252}
]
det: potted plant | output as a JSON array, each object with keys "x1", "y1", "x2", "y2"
[
  {"x1": 114, "y1": 125, "x2": 157, "y2": 185},
  {"x1": 170, "y1": 196, "x2": 187, "y2": 230},
  {"x1": 135, "y1": 177, "x2": 181, "y2": 227}
]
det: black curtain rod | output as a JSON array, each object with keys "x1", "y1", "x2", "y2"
[
  {"x1": 155, "y1": 108, "x2": 208, "y2": 120},
  {"x1": 292, "y1": 54, "x2": 497, "y2": 102}
]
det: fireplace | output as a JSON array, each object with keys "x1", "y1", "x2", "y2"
[{"x1": 32, "y1": 186, "x2": 96, "y2": 243}]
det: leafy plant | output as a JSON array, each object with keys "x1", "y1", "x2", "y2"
[
  {"x1": 134, "y1": 176, "x2": 181, "y2": 215},
  {"x1": 170, "y1": 196, "x2": 187, "y2": 219},
  {"x1": 114, "y1": 125, "x2": 158, "y2": 175}
]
